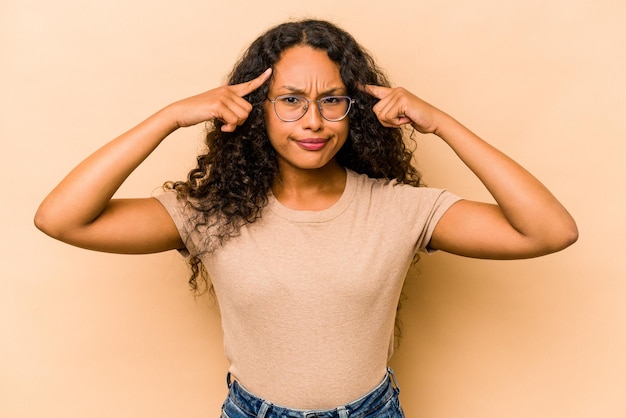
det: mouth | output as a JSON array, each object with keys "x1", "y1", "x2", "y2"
[{"x1": 294, "y1": 137, "x2": 329, "y2": 151}]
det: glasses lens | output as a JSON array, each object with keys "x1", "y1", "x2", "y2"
[
  {"x1": 319, "y1": 96, "x2": 351, "y2": 121},
  {"x1": 274, "y1": 96, "x2": 307, "y2": 121}
]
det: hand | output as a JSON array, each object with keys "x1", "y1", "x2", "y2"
[
  {"x1": 361, "y1": 84, "x2": 443, "y2": 134},
  {"x1": 169, "y1": 68, "x2": 272, "y2": 132}
]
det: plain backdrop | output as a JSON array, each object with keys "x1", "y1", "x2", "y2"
[{"x1": 2, "y1": 0, "x2": 625, "y2": 417}]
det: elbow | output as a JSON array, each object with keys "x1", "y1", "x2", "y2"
[
  {"x1": 561, "y1": 220, "x2": 579, "y2": 249},
  {"x1": 541, "y1": 218, "x2": 579, "y2": 255},
  {"x1": 559, "y1": 212, "x2": 579, "y2": 249},
  {"x1": 34, "y1": 204, "x2": 65, "y2": 240},
  {"x1": 34, "y1": 206, "x2": 54, "y2": 237}
]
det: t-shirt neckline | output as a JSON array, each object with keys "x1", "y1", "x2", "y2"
[{"x1": 268, "y1": 169, "x2": 357, "y2": 223}]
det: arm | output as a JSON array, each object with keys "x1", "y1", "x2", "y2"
[
  {"x1": 363, "y1": 85, "x2": 578, "y2": 259},
  {"x1": 34, "y1": 69, "x2": 272, "y2": 254}
]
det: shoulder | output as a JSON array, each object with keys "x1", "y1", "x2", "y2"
[
  {"x1": 154, "y1": 190, "x2": 195, "y2": 220},
  {"x1": 346, "y1": 169, "x2": 393, "y2": 191},
  {"x1": 153, "y1": 190, "x2": 207, "y2": 235},
  {"x1": 347, "y1": 169, "x2": 461, "y2": 214},
  {"x1": 347, "y1": 169, "x2": 434, "y2": 197}
]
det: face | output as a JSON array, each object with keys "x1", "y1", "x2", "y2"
[{"x1": 263, "y1": 46, "x2": 350, "y2": 175}]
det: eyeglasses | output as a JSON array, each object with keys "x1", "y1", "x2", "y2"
[{"x1": 267, "y1": 95, "x2": 355, "y2": 122}]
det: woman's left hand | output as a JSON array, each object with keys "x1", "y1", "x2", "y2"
[{"x1": 361, "y1": 84, "x2": 443, "y2": 134}]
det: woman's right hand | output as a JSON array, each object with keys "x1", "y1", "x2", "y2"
[{"x1": 168, "y1": 68, "x2": 272, "y2": 131}]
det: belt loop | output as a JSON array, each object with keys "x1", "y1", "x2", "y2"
[
  {"x1": 226, "y1": 372, "x2": 232, "y2": 388},
  {"x1": 387, "y1": 367, "x2": 401, "y2": 394},
  {"x1": 337, "y1": 405, "x2": 349, "y2": 417},
  {"x1": 257, "y1": 400, "x2": 272, "y2": 418}
]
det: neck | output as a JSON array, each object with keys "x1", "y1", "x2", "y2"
[{"x1": 272, "y1": 162, "x2": 347, "y2": 211}]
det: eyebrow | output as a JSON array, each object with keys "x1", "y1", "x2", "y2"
[{"x1": 278, "y1": 85, "x2": 346, "y2": 96}]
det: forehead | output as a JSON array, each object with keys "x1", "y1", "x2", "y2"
[{"x1": 270, "y1": 46, "x2": 345, "y2": 92}]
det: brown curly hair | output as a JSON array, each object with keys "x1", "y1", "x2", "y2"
[{"x1": 167, "y1": 19, "x2": 422, "y2": 292}]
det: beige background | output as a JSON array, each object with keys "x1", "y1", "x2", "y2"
[{"x1": 2, "y1": 0, "x2": 625, "y2": 417}]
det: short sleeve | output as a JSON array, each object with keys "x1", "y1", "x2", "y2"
[
  {"x1": 385, "y1": 181, "x2": 461, "y2": 254},
  {"x1": 153, "y1": 191, "x2": 198, "y2": 257},
  {"x1": 415, "y1": 189, "x2": 461, "y2": 254}
]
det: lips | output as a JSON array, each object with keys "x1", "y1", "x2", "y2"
[{"x1": 294, "y1": 138, "x2": 329, "y2": 151}]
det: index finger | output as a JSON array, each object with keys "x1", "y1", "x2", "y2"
[
  {"x1": 359, "y1": 84, "x2": 391, "y2": 99},
  {"x1": 232, "y1": 68, "x2": 273, "y2": 97}
]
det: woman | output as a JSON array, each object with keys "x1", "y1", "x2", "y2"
[{"x1": 35, "y1": 19, "x2": 577, "y2": 418}]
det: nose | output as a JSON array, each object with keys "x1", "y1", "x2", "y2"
[{"x1": 301, "y1": 101, "x2": 324, "y2": 131}]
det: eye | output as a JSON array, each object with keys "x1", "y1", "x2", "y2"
[
  {"x1": 322, "y1": 96, "x2": 342, "y2": 105},
  {"x1": 278, "y1": 95, "x2": 304, "y2": 106}
]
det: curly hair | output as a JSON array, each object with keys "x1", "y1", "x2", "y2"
[{"x1": 167, "y1": 19, "x2": 422, "y2": 292}]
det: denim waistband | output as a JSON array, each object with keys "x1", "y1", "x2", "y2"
[{"x1": 223, "y1": 368, "x2": 401, "y2": 418}]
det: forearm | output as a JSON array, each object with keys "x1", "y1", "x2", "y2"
[
  {"x1": 35, "y1": 107, "x2": 178, "y2": 236},
  {"x1": 434, "y1": 112, "x2": 577, "y2": 242},
  {"x1": 35, "y1": 71, "x2": 272, "y2": 250},
  {"x1": 363, "y1": 84, "x2": 577, "y2": 256}
]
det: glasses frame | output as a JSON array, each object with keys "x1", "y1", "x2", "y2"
[{"x1": 267, "y1": 94, "x2": 355, "y2": 122}]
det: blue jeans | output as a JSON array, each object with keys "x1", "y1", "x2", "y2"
[{"x1": 220, "y1": 368, "x2": 405, "y2": 418}]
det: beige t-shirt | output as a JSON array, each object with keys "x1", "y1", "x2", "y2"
[{"x1": 155, "y1": 169, "x2": 460, "y2": 409}]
